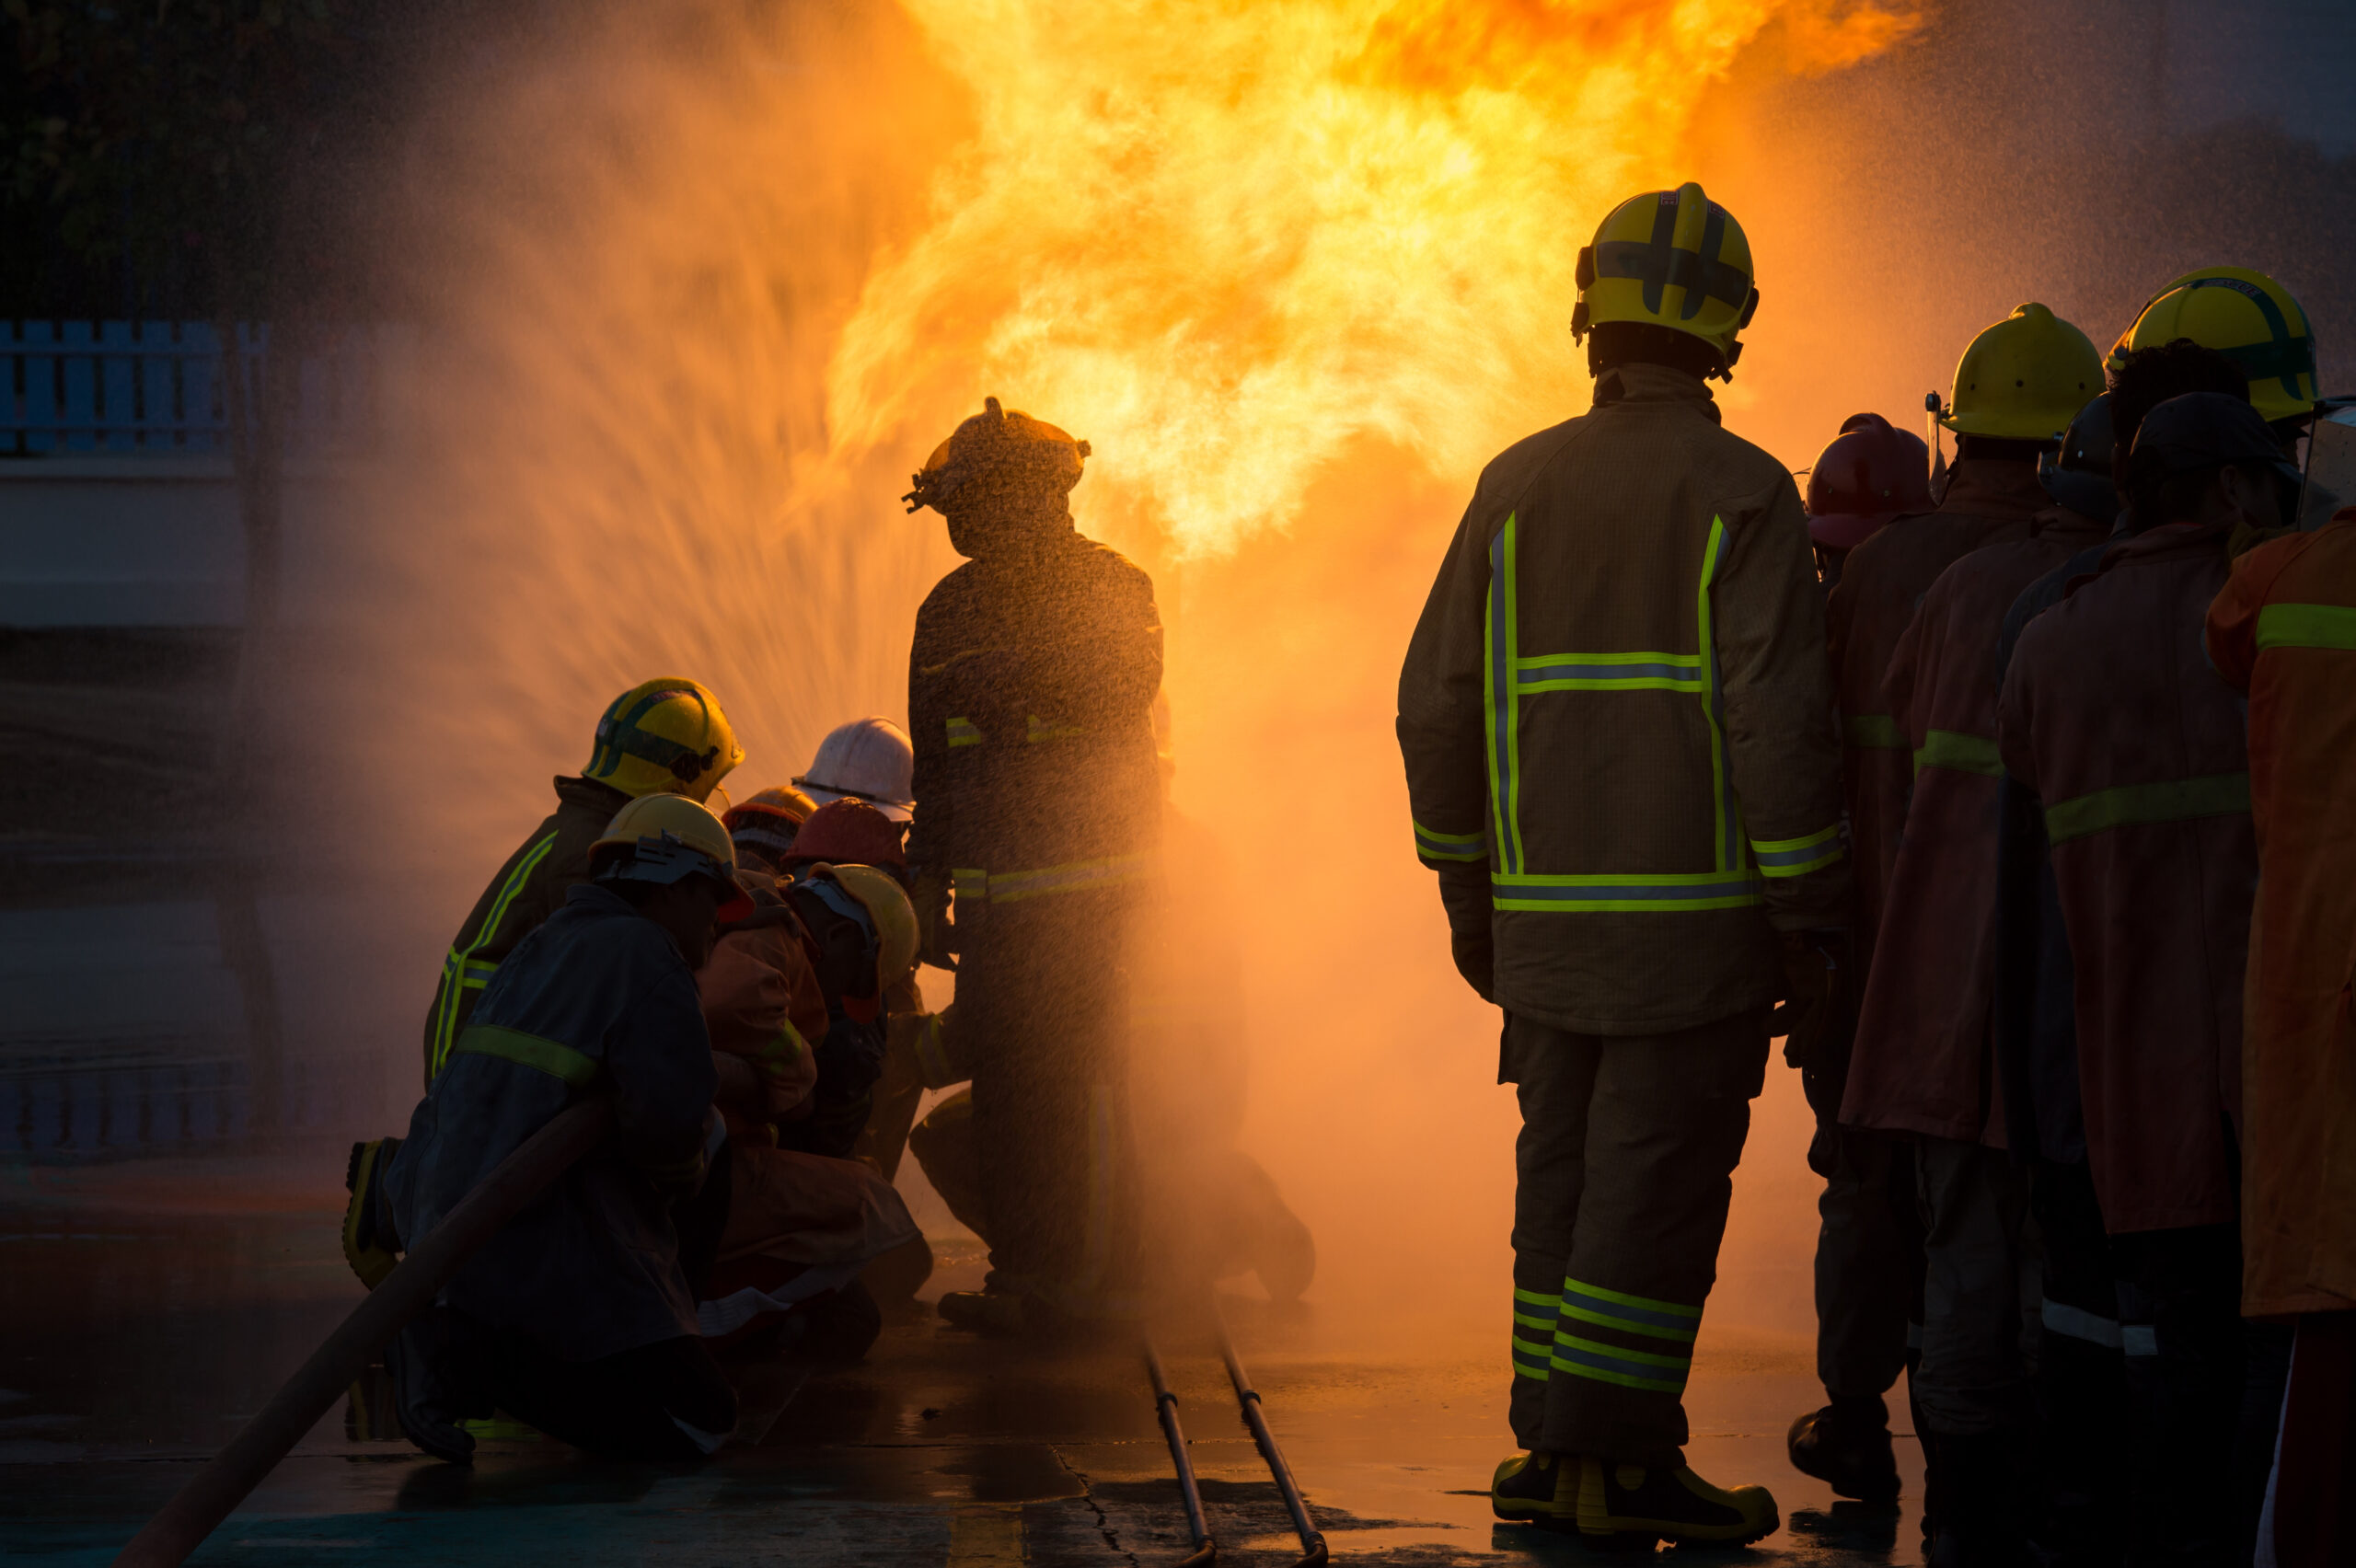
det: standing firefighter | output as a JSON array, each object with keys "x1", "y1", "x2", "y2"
[
  {"x1": 902, "y1": 397, "x2": 1163, "y2": 1332},
  {"x1": 1400, "y1": 182, "x2": 1849, "y2": 1549}
]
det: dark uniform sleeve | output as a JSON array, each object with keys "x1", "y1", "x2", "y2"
[
  {"x1": 907, "y1": 588, "x2": 957, "y2": 879},
  {"x1": 1711, "y1": 473, "x2": 1851, "y2": 931},
  {"x1": 607, "y1": 964, "x2": 720, "y2": 1194},
  {"x1": 1397, "y1": 482, "x2": 1498, "y2": 988}
]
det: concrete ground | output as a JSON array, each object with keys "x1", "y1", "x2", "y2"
[{"x1": 0, "y1": 1154, "x2": 1924, "y2": 1567}]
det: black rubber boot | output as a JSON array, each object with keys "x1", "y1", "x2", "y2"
[
  {"x1": 937, "y1": 1289, "x2": 1028, "y2": 1336},
  {"x1": 385, "y1": 1306, "x2": 489, "y2": 1466},
  {"x1": 1577, "y1": 1456, "x2": 1779, "y2": 1547},
  {"x1": 1491, "y1": 1449, "x2": 1577, "y2": 1526},
  {"x1": 1788, "y1": 1392, "x2": 1901, "y2": 1503}
]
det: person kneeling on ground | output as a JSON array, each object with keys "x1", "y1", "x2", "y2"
[
  {"x1": 378, "y1": 793, "x2": 750, "y2": 1465},
  {"x1": 687, "y1": 794, "x2": 922, "y2": 1355}
]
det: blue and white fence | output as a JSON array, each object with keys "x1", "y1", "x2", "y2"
[{"x1": 0, "y1": 321, "x2": 403, "y2": 456}]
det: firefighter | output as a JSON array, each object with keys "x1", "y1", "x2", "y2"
[
  {"x1": 1999, "y1": 391, "x2": 2302, "y2": 1564},
  {"x1": 1803, "y1": 412, "x2": 1932, "y2": 593},
  {"x1": 1833, "y1": 393, "x2": 2119, "y2": 1558},
  {"x1": 901, "y1": 397, "x2": 1163, "y2": 1332},
  {"x1": 2206, "y1": 495, "x2": 2356, "y2": 1568},
  {"x1": 721, "y1": 784, "x2": 817, "y2": 870},
  {"x1": 419, "y1": 679, "x2": 743, "y2": 1086},
  {"x1": 2108, "y1": 266, "x2": 2320, "y2": 469},
  {"x1": 379, "y1": 793, "x2": 747, "y2": 1464},
  {"x1": 1796, "y1": 304, "x2": 2102, "y2": 1513},
  {"x1": 1399, "y1": 182, "x2": 1847, "y2": 1548}
]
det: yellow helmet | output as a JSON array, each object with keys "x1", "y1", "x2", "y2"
[
  {"x1": 820, "y1": 863, "x2": 920, "y2": 986},
  {"x1": 1937, "y1": 304, "x2": 2104, "y2": 442},
  {"x1": 583, "y1": 679, "x2": 745, "y2": 802},
  {"x1": 2108, "y1": 267, "x2": 2317, "y2": 423},
  {"x1": 1572, "y1": 181, "x2": 1760, "y2": 377},
  {"x1": 589, "y1": 793, "x2": 743, "y2": 898}
]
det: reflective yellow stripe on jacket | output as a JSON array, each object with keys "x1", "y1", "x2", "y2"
[
  {"x1": 965, "y1": 854, "x2": 1155, "y2": 905},
  {"x1": 454, "y1": 1024, "x2": 601, "y2": 1087},
  {"x1": 429, "y1": 830, "x2": 560, "y2": 1080},
  {"x1": 2045, "y1": 772, "x2": 2251, "y2": 847},
  {"x1": 2255, "y1": 602, "x2": 2356, "y2": 652},
  {"x1": 1479, "y1": 511, "x2": 1836, "y2": 912}
]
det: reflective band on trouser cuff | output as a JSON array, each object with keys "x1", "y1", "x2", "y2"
[
  {"x1": 430, "y1": 831, "x2": 560, "y2": 1079},
  {"x1": 1513, "y1": 1286, "x2": 1559, "y2": 1382},
  {"x1": 1844, "y1": 713, "x2": 1908, "y2": 750},
  {"x1": 2255, "y1": 601, "x2": 2356, "y2": 652},
  {"x1": 1914, "y1": 728, "x2": 2003, "y2": 778},
  {"x1": 454, "y1": 1025, "x2": 601, "y2": 1088},
  {"x1": 1750, "y1": 824, "x2": 1843, "y2": 878},
  {"x1": 1494, "y1": 871, "x2": 1762, "y2": 913},
  {"x1": 2044, "y1": 773, "x2": 2250, "y2": 846},
  {"x1": 946, "y1": 717, "x2": 983, "y2": 748},
  {"x1": 984, "y1": 854, "x2": 1154, "y2": 905},
  {"x1": 1549, "y1": 1278, "x2": 1701, "y2": 1394},
  {"x1": 1415, "y1": 819, "x2": 1486, "y2": 864},
  {"x1": 2041, "y1": 1297, "x2": 2124, "y2": 1350}
]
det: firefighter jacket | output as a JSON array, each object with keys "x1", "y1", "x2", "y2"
[
  {"x1": 1398, "y1": 363, "x2": 1849, "y2": 1035},
  {"x1": 907, "y1": 526, "x2": 1163, "y2": 919},
  {"x1": 2206, "y1": 515, "x2": 2356, "y2": 1315},
  {"x1": 1843, "y1": 505, "x2": 2108, "y2": 1143},
  {"x1": 385, "y1": 883, "x2": 717, "y2": 1362},
  {"x1": 696, "y1": 871, "x2": 830, "y2": 1142},
  {"x1": 1999, "y1": 521, "x2": 2252, "y2": 1234},
  {"x1": 1826, "y1": 459, "x2": 2048, "y2": 955},
  {"x1": 421, "y1": 775, "x2": 629, "y2": 1086}
]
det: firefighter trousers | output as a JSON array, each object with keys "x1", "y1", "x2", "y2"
[
  {"x1": 957, "y1": 891, "x2": 1139, "y2": 1312},
  {"x1": 1504, "y1": 1009, "x2": 1767, "y2": 1462},
  {"x1": 1812, "y1": 1124, "x2": 1925, "y2": 1402},
  {"x1": 1912, "y1": 1135, "x2": 2037, "y2": 1436}
]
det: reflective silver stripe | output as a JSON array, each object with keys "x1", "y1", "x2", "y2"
[
  {"x1": 2121, "y1": 1324, "x2": 2159, "y2": 1357},
  {"x1": 2041, "y1": 1297, "x2": 2124, "y2": 1349}
]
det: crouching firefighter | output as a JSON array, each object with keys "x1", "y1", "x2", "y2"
[
  {"x1": 901, "y1": 396, "x2": 1163, "y2": 1333},
  {"x1": 373, "y1": 794, "x2": 751, "y2": 1463},
  {"x1": 1398, "y1": 183, "x2": 1850, "y2": 1549}
]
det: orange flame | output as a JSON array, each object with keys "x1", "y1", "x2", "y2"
[{"x1": 828, "y1": 0, "x2": 1921, "y2": 556}]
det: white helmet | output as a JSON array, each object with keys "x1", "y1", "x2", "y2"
[{"x1": 794, "y1": 717, "x2": 916, "y2": 822}]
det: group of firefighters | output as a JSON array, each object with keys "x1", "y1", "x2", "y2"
[
  {"x1": 1403, "y1": 181, "x2": 2353, "y2": 1562},
  {"x1": 339, "y1": 395, "x2": 1311, "y2": 1467},
  {"x1": 321, "y1": 174, "x2": 2356, "y2": 1566}
]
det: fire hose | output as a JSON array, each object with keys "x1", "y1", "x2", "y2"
[
  {"x1": 1144, "y1": 1337, "x2": 1218, "y2": 1567},
  {"x1": 1216, "y1": 1311, "x2": 1326, "y2": 1568},
  {"x1": 111, "y1": 1099, "x2": 616, "y2": 1568}
]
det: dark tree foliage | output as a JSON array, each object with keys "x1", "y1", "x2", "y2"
[{"x1": 0, "y1": 0, "x2": 398, "y2": 320}]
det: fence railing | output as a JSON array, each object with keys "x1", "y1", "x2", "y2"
[{"x1": 0, "y1": 321, "x2": 404, "y2": 457}]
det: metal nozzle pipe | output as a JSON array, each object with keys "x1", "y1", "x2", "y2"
[
  {"x1": 1215, "y1": 1319, "x2": 1325, "y2": 1568},
  {"x1": 1145, "y1": 1337, "x2": 1218, "y2": 1567}
]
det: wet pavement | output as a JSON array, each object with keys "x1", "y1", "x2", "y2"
[{"x1": 0, "y1": 1154, "x2": 1925, "y2": 1566}]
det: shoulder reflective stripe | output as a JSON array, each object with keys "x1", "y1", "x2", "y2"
[
  {"x1": 946, "y1": 717, "x2": 983, "y2": 747},
  {"x1": 1844, "y1": 713, "x2": 1908, "y2": 750},
  {"x1": 2045, "y1": 773, "x2": 2251, "y2": 846},
  {"x1": 1515, "y1": 651, "x2": 1705, "y2": 693},
  {"x1": 1750, "y1": 824, "x2": 1844, "y2": 878},
  {"x1": 1484, "y1": 514, "x2": 1527, "y2": 873},
  {"x1": 1696, "y1": 514, "x2": 1739, "y2": 871},
  {"x1": 1414, "y1": 819, "x2": 1486, "y2": 862},
  {"x1": 1493, "y1": 871, "x2": 1763, "y2": 912},
  {"x1": 2255, "y1": 601, "x2": 2356, "y2": 652},
  {"x1": 1913, "y1": 729, "x2": 2004, "y2": 778},
  {"x1": 431, "y1": 830, "x2": 560, "y2": 1079},
  {"x1": 454, "y1": 1025, "x2": 601, "y2": 1087},
  {"x1": 984, "y1": 854, "x2": 1155, "y2": 905},
  {"x1": 1024, "y1": 714, "x2": 1086, "y2": 743}
]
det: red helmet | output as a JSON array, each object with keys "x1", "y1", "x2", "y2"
[
  {"x1": 1806, "y1": 412, "x2": 1932, "y2": 552},
  {"x1": 783, "y1": 798, "x2": 907, "y2": 873}
]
